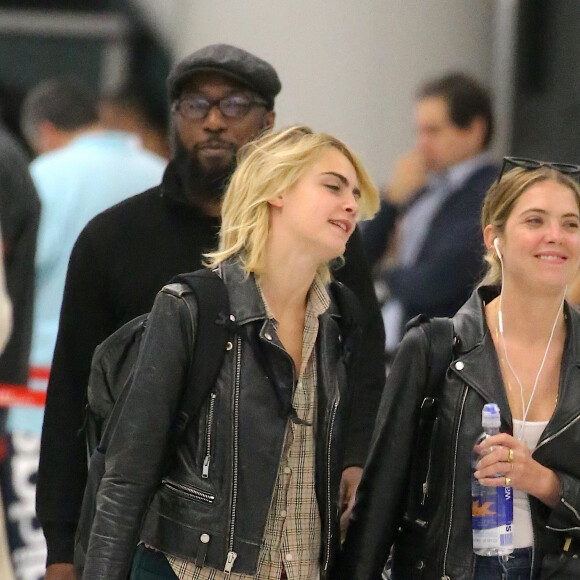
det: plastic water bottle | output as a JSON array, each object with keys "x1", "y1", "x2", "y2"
[{"x1": 471, "y1": 403, "x2": 514, "y2": 556}]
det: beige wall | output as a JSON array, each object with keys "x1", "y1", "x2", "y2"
[{"x1": 135, "y1": 0, "x2": 497, "y2": 186}]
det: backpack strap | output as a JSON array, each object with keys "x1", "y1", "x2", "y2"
[
  {"x1": 424, "y1": 316, "x2": 455, "y2": 401},
  {"x1": 170, "y1": 269, "x2": 231, "y2": 425},
  {"x1": 403, "y1": 314, "x2": 455, "y2": 527},
  {"x1": 405, "y1": 313, "x2": 455, "y2": 402},
  {"x1": 412, "y1": 315, "x2": 455, "y2": 444}
]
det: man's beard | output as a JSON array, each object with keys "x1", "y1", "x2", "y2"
[{"x1": 173, "y1": 136, "x2": 238, "y2": 207}]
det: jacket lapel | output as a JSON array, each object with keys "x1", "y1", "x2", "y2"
[
  {"x1": 542, "y1": 304, "x2": 580, "y2": 440},
  {"x1": 450, "y1": 286, "x2": 580, "y2": 436},
  {"x1": 450, "y1": 286, "x2": 512, "y2": 426}
]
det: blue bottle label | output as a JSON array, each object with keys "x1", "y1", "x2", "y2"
[{"x1": 472, "y1": 485, "x2": 513, "y2": 550}]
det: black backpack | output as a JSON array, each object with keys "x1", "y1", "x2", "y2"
[{"x1": 74, "y1": 269, "x2": 231, "y2": 576}]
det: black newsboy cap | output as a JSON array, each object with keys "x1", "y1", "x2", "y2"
[{"x1": 167, "y1": 44, "x2": 281, "y2": 110}]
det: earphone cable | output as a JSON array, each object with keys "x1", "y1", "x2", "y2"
[{"x1": 496, "y1": 245, "x2": 566, "y2": 434}]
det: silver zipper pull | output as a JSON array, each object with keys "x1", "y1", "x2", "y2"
[
  {"x1": 421, "y1": 481, "x2": 428, "y2": 505},
  {"x1": 224, "y1": 551, "x2": 237, "y2": 577},
  {"x1": 202, "y1": 455, "x2": 211, "y2": 478}
]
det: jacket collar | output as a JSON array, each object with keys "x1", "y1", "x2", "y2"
[
  {"x1": 451, "y1": 285, "x2": 580, "y2": 431},
  {"x1": 217, "y1": 256, "x2": 343, "y2": 419},
  {"x1": 218, "y1": 258, "x2": 267, "y2": 325},
  {"x1": 453, "y1": 285, "x2": 580, "y2": 364},
  {"x1": 452, "y1": 285, "x2": 499, "y2": 355},
  {"x1": 450, "y1": 286, "x2": 510, "y2": 422},
  {"x1": 218, "y1": 257, "x2": 336, "y2": 326},
  {"x1": 444, "y1": 152, "x2": 496, "y2": 192}
]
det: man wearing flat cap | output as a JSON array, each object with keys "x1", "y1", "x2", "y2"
[{"x1": 37, "y1": 44, "x2": 385, "y2": 580}]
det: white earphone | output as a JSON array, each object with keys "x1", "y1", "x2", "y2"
[
  {"x1": 493, "y1": 237, "x2": 502, "y2": 260},
  {"x1": 494, "y1": 237, "x2": 504, "y2": 332},
  {"x1": 493, "y1": 230, "x2": 567, "y2": 431}
]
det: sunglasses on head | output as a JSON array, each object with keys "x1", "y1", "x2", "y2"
[{"x1": 497, "y1": 156, "x2": 580, "y2": 183}]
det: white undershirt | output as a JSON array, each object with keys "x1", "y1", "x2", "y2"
[{"x1": 512, "y1": 419, "x2": 548, "y2": 548}]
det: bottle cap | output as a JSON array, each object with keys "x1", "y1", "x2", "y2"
[{"x1": 482, "y1": 403, "x2": 501, "y2": 428}]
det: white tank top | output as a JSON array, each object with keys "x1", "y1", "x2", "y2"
[{"x1": 512, "y1": 419, "x2": 548, "y2": 548}]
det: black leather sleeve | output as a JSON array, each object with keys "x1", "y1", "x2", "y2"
[
  {"x1": 335, "y1": 227, "x2": 386, "y2": 468},
  {"x1": 546, "y1": 471, "x2": 580, "y2": 536},
  {"x1": 336, "y1": 325, "x2": 429, "y2": 580},
  {"x1": 83, "y1": 289, "x2": 196, "y2": 580}
]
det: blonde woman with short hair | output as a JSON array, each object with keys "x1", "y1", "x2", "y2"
[{"x1": 83, "y1": 125, "x2": 379, "y2": 580}]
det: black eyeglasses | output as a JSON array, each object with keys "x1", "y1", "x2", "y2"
[
  {"x1": 173, "y1": 93, "x2": 268, "y2": 120},
  {"x1": 497, "y1": 156, "x2": 580, "y2": 183}
]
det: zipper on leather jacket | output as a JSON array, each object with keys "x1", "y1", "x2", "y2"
[
  {"x1": 161, "y1": 478, "x2": 215, "y2": 504},
  {"x1": 323, "y1": 398, "x2": 339, "y2": 573},
  {"x1": 441, "y1": 386, "x2": 468, "y2": 577},
  {"x1": 421, "y1": 423, "x2": 437, "y2": 505},
  {"x1": 202, "y1": 392, "x2": 217, "y2": 478},
  {"x1": 535, "y1": 413, "x2": 580, "y2": 453},
  {"x1": 548, "y1": 498, "x2": 580, "y2": 525},
  {"x1": 224, "y1": 336, "x2": 241, "y2": 576},
  {"x1": 224, "y1": 550, "x2": 237, "y2": 577},
  {"x1": 560, "y1": 498, "x2": 580, "y2": 522}
]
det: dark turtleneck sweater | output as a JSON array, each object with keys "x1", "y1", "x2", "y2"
[{"x1": 36, "y1": 161, "x2": 386, "y2": 565}]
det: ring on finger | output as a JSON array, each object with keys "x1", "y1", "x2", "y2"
[
  {"x1": 507, "y1": 448, "x2": 514, "y2": 463},
  {"x1": 505, "y1": 476, "x2": 512, "y2": 486}
]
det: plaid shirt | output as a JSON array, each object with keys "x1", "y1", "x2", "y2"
[{"x1": 167, "y1": 276, "x2": 330, "y2": 580}]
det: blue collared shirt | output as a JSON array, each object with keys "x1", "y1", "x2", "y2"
[{"x1": 9, "y1": 131, "x2": 167, "y2": 435}]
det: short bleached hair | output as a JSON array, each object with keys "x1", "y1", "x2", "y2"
[{"x1": 205, "y1": 125, "x2": 379, "y2": 282}]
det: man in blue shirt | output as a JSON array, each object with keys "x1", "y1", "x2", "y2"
[{"x1": 21, "y1": 79, "x2": 167, "y2": 396}]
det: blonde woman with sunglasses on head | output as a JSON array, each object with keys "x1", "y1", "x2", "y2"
[{"x1": 338, "y1": 157, "x2": 580, "y2": 579}]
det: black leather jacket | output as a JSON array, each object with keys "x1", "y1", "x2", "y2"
[
  {"x1": 83, "y1": 258, "x2": 354, "y2": 580},
  {"x1": 338, "y1": 286, "x2": 580, "y2": 580}
]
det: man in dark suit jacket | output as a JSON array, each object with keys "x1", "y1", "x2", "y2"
[{"x1": 363, "y1": 72, "x2": 499, "y2": 352}]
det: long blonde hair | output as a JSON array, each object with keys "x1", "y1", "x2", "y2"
[
  {"x1": 205, "y1": 125, "x2": 379, "y2": 281},
  {"x1": 480, "y1": 166, "x2": 580, "y2": 286}
]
